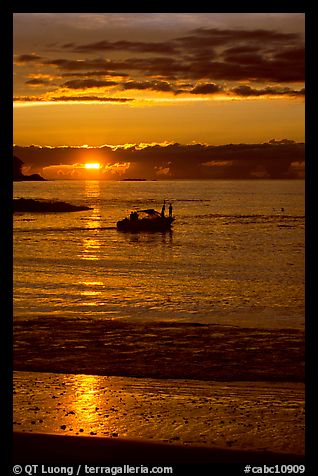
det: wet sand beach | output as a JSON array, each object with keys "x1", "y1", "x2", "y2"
[{"x1": 13, "y1": 371, "x2": 304, "y2": 463}]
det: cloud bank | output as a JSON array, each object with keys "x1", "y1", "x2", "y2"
[{"x1": 14, "y1": 140, "x2": 304, "y2": 180}]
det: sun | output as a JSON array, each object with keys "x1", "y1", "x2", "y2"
[{"x1": 84, "y1": 163, "x2": 101, "y2": 170}]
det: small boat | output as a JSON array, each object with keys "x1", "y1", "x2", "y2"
[{"x1": 117, "y1": 207, "x2": 174, "y2": 232}]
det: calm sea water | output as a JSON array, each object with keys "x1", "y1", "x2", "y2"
[{"x1": 13, "y1": 180, "x2": 305, "y2": 381}]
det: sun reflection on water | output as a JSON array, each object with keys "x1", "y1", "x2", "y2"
[
  {"x1": 81, "y1": 237, "x2": 101, "y2": 261},
  {"x1": 79, "y1": 280, "x2": 104, "y2": 300},
  {"x1": 80, "y1": 181, "x2": 102, "y2": 260}
]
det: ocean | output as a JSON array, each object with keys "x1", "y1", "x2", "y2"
[{"x1": 13, "y1": 179, "x2": 305, "y2": 382}]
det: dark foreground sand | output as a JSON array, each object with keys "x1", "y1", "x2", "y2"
[
  {"x1": 13, "y1": 432, "x2": 304, "y2": 464},
  {"x1": 13, "y1": 371, "x2": 304, "y2": 464}
]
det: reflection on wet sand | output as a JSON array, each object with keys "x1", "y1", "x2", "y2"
[
  {"x1": 70, "y1": 374, "x2": 111, "y2": 434},
  {"x1": 13, "y1": 371, "x2": 304, "y2": 455}
]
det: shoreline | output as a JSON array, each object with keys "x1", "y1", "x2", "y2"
[
  {"x1": 13, "y1": 319, "x2": 304, "y2": 382},
  {"x1": 13, "y1": 370, "x2": 304, "y2": 462}
]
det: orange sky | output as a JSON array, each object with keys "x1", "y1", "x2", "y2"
[
  {"x1": 13, "y1": 13, "x2": 304, "y2": 179},
  {"x1": 14, "y1": 97, "x2": 304, "y2": 148},
  {"x1": 13, "y1": 13, "x2": 304, "y2": 146}
]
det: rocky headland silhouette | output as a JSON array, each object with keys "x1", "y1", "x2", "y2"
[
  {"x1": 13, "y1": 156, "x2": 46, "y2": 182},
  {"x1": 13, "y1": 156, "x2": 92, "y2": 212}
]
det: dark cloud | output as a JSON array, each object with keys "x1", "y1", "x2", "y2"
[
  {"x1": 44, "y1": 58, "x2": 111, "y2": 71},
  {"x1": 43, "y1": 56, "x2": 183, "y2": 79},
  {"x1": 62, "y1": 79, "x2": 118, "y2": 89},
  {"x1": 17, "y1": 74, "x2": 304, "y2": 100},
  {"x1": 13, "y1": 95, "x2": 133, "y2": 103},
  {"x1": 113, "y1": 57, "x2": 188, "y2": 79},
  {"x1": 121, "y1": 80, "x2": 174, "y2": 93},
  {"x1": 41, "y1": 48, "x2": 303, "y2": 84},
  {"x1": 53, "y1": 27, "x2": 304, "y2": 83},
  {"x1": 185, "y1": 56, "x2": 304, "y2": 83},
  {"x1": 25, "y1": 78, "x2": 51, "y2": 86},
  {"x1": 223, "y1": 45, "x2": 262, "y2": 55},
  {"x1": 61, "y1": 28, "x2": 301, "y2": 58},
  {"x1": 223, "y1": 52, "x2": 266, "y2": 66},
  {"x1": 50, "y1": 96, "x2": 133, "y2": 102},
  {"x1": 230, "y1": 85, "x2": 305, "y2": 97},
  {"x1": 15, "y1": 54, "x2": 43, "y2": 63},
  {"x1": 190, "y1": 83, "x2": 223, "y2": 95},
  {"x1": 272, "y1": 46, "x2": 304, "y2": 62},
  {"x1": 14, "y1": 96, "x2": 45, "y2": 102},
  {"x1": 182, "y1": 27, "x2": 300, "y2": 45},
  {"x1": 71, "y1": 40, "x2": 178, "y2": 54},
  {"x1": 14, "y1": 141, "x2": 304, "y2": 180},
  {"x1": 61, "y1": 71, "x2": 129, "y2": 78}
]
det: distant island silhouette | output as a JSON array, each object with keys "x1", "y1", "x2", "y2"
[
  {"x1": 121, "y1": 178, "x2": 147, "y2": 181},
  {"x1": 13, "y1": 198, "x2": 93, "y2": 213},
  {"x1": 13, "y1": 155, "x2": 46, "y2": 181}
]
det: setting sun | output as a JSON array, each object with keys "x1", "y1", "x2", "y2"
[{"x1": 84, "y1": 163, "x2": 101, "y2": 170}]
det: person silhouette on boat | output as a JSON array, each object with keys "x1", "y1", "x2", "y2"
[
  {"x1": 161, "y1": 201, "x2": 166, "y2": 218},
  {"x1": 169, "y1": 203, "x2": 173, "y2": 218},
  {"x1": 130, "y1": 211, "x2": 138, "y2": 220}
]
